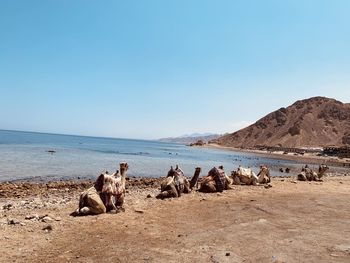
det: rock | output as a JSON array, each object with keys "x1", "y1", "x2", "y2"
[
  {"x1": 54, "y1": 217, "x2": 62, "y2": 221},
  {"x1": 8, "y1": 219, "x2": 20, "y2": 225},
  {"x1": 264, "y1": 184, "x2": 272, "y2": 189},
  {"x1": 42, "y1": 225, "x2": 53, "y2": 231},
  {"x1": 333, "y1": 244, "x2": 350, "y2": 254},
  {"x1": 226, "y1": 252, "x2": 231, "y2": 257},
  {"x1": 146, "y1": 194, "x2": 152, "y2": 198},
  {"x1": 2, "y1": 204, "x2": 13, "y2": 210},
  {"x1": 25, "y1": 214, "x2": 39, "y2": 220},
  {"x1": 41, "y1": 216, "x2": 54, "y2": 223},
  {"x1": 291, "y1": 181, "x2": 297, "y2": 184}
]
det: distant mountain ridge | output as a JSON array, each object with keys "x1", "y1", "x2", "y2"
[
  {"x1": 212, "y1": 96, "x2": 350, "y2": 148},
  {"x1": 159, "y1": 133, "x2": 221, "y2": 144}
]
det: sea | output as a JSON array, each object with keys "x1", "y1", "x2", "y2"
[{"x1": 0, "y1": 129, "x2": 337, "y2": 182}]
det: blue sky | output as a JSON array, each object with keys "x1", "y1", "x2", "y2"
[{"x1": 0, "y1": 1, "x2": 349, "y2": 139}]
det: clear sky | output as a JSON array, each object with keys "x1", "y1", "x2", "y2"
[{"x1": 1, "y1": 1, "x2": 349, "y2": 139}]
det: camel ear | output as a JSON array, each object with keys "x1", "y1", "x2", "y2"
[{"x1": 95, "y1": 173, "x2": 105, "y2": 191}]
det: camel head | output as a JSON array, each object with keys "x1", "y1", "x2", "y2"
[
  {"x1": 167, "y1": 166, "x2": 175, "y2": 177},
  {"x1": 319, "y1": 164, "x2": 329, "y2": 174},
  {"x1": 259, "y1": 165, "x2": 270, "y2": 176},
  {"x1": 119, "y1": 162, "x2": 129, "y2": 176},
  {"x1": 95, "y1": 171, "x2": 118, "y2": 195}
]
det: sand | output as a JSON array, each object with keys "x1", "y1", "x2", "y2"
[{"x1": 1, "y1": 174, "x2": 350, "y2": 263}]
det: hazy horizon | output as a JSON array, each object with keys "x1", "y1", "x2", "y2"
[{"x1": 1, "y1": 1, "x2": 349, "y2": 140}]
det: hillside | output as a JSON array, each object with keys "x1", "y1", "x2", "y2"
[
  {"x1": 213, "y1": 96, "x2": 350, "y2": 148},
  {"x1": 159, "y1": 133, "x2": 221, "y2": 144}
]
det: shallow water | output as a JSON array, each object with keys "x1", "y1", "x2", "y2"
[{"x1": 0, "y1": 130, "x2": 342, "y2": 182}]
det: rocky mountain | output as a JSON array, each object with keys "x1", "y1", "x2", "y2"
[
  {"x1": 212, "y1": 97, "x2": 350, "y2": 148},
  {"x1": 159, "y1": 133, "x2": 221, "y2": 144}
]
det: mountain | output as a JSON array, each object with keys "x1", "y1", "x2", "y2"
[
  {"x1": 212, "y1": 96, "x2": 350, "y2": 148},
  {"x1": 159, "y1": 133, "x2": 221, "y2": 144}
]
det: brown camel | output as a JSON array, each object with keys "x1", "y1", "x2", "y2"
[
  {"x1": 297, "y1": 164, "x2": 329, "y2": 181},
  {"x1": 199, "y1": 166, "x2": 233, "y2": 193},
  {"x1": 156, "y1": 165, "x2": 191, "y2": 199}
]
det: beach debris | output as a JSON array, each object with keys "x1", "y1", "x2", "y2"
[
  {"x1": 134, "y1": 209, "x2": 144, "y2": 214},
  {"x1": 291, "y1": 180, "x2": 297, "y2": 184}
]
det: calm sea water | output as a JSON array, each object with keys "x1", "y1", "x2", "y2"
[{"x1": 0, "y1": 130, "x2": 322, "y2": 182}]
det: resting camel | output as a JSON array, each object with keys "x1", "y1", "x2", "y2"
[
  {"x1": 75, "y1": 171, "x2": 116, "y2": 215},
  {"x1": 74, "y1": 162, "x2": 129, "y2": 215},
  {"x1": 112, "y1": 162, "x2": 128, "y2": 209},
  {"x1": 231, "y1": 166, "x2": 260, "y2": 186},
  {"x1": 256, "y1": 165, "x2": 271, "y2": 184},
  {"x1": 297, "y1": 164, "x2": 329, "y2": 181},
  {"x1": 199, "y1": 166, "x2": 233, "y2": 193},
  {"x1": 156, "y1": 165, "x2": 192, "y2": 199}
]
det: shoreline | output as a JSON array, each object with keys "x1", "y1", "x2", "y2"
[{"x1": 202, "y1": 143, "x2": 350, "y2": 167}]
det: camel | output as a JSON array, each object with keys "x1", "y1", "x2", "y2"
[
  {"x1": 75, "y1": 171, "x2": 115, "y2": 216},
  {"x1": 112, "y1": 162, "x2": 128, "y2": 209},
  {"x1": 74, "y1": 162, "x2": 129, "y2": 216},
  {"x1": 257, "y1": 165, "x2": 271, "y2": 184},
  {"x1": 297, "y1": 164, "x2": 329, "y2": 181},
  {"x1": 231, "y1": 166, "x2": 259, "y2": 186},
  {"x1": 199, "y1": 166, "x2": 233, "y2": 193},
  {"x1": 156, "y1": 165, "x2": 191, "y2": 199},
  {"x1": 190, "y1": 167, "x2": 202, "y2": 189}
]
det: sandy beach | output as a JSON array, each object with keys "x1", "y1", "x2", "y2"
[{"x1": 1, "y1": 173, "x2": 350, "y2": 263}]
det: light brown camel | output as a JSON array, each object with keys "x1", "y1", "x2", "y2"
[
  {"x1": 231, "y1": 166, "x2": 259, "y2": 186},
  {"x1": 257, "y1": 165, "x2": 271, "y2": 184},
  {"x1": 75, "y1": 171, "x2": 117, "y2": 216},
  {"x1": 297, "y1": 164, "x2": 329, "y2": 181}
]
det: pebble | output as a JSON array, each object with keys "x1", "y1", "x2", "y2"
[
  {"x1": 146, "y1": 194, "x2": 152, "y2": 198},
  {"x1": 225, "y1": 252, "x2": 230, "y2": 257},
  {"x1": 42, "y1": 225, "x2": 53, "y2": 231},
  {"x1": 25, "y1": 214, "x2": 39, "y2": 220}
]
